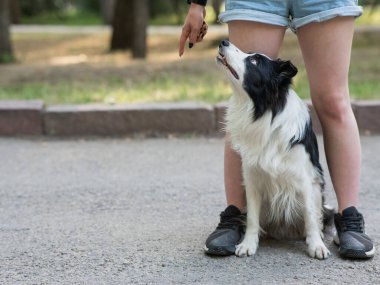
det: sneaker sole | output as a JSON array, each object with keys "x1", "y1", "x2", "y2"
[
  {"x1": 204, "y1": 245, "x2": 235, "y2": 256},
  {"x1": 334, "y1": 235, "x2": 376, "y2": 259}
]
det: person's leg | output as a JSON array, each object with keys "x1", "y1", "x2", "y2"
[
  {"x1": 225, "y1": 21, "x2": 286, "y2": 212},
  {"x1": 297, "y1": 17, "x2": 375, "y2": 258},
  {"x1": 297, "y1": 17, "x2": 359, "y2": 213}
]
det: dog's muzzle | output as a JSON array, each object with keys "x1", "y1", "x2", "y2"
[{"x1": 216, "y1": 40, "x2": 240, "y2": 80}]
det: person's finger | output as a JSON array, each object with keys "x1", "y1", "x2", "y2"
[
  {"x1": 189, "y1": 27, "x2": 200, "y2": 48},
  {"x1": 179, "y1": 24, "x2": 191, "y2": 56},
  {"x1": 196, "y1": 33, "x2": 205, "y2": 42},
  {"x1": 196, "y1": 22, "x2": 208, "y2": 42}
]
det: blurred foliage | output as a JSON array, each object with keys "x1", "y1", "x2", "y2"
[
  {"x1": 15, "y1": 0, "x2": 380, "y2": 26},
  {"x1": 19, "y1": 0, "x2": 56, "y2": 16},
  {"x1": 19, "y1": 0, "x2": 100, "y2": 20},
  {"x1": 149, "y1": 0, "x2": 187, "y2": 21},
  {"x1": 18, "y1": 0, "x2": 187, "y2": 15},
  {"x1": 360, "y1": 0, "x2": 380, "y2": 6},
  {"x1": 19, "y1": 0, "x2": 100, "y2": 15},
  {"x1": 0, "y1": 53, "x2": 15, "y2": 64}
]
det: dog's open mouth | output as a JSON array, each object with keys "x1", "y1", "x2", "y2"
[{"x1": 216, "y1": 52, "x2": 240, "y2": 80}]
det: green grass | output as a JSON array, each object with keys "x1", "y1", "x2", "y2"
[
  {"x1": 356, "y1": 7, "x2": 380, "y2": 26},
  {"x1": 0, "y1": 69, "x2": 379, "y2": 105},
  {"x1": 294, "y1": 76, "x2": 380, "y2": 101},
  {"x1": 0, "y1": 75, "x2": 232, "y2": 105}
]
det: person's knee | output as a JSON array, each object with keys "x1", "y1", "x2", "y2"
[{"x1": 312, "y1": 88, "x2": 352, "y2": 125}]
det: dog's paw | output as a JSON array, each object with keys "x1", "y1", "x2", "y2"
[
  {"x1": 235, "y1": 241, "x2": 257, "y2": 257},
  {"x1": 307, "y1": 242, "x2": 330, "y2": 260}
]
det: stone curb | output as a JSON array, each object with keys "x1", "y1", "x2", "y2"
[
  {"x1": 0, "y1": 100, "x2": 44, "y2": 135},
  {"x1": 44, "y1": 102, "x2": 215, "y2": 136},
  {"x1": 354, "y1": 100, "x2": 380, "y2": 135},
  {"x1": 0, "y1": 100, "x2": 379, "y2": 136}
]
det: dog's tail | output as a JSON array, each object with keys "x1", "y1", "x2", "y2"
[{"x1": 322, "y1": 204, "x2": 335, "y2": 230}]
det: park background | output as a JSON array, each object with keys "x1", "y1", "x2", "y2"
[
  {"x1": 0, "y1": 0, "x2": 379, "y2": 107},
  {"x1": 1, "y1": 2, "x2": 380, "y2": 284}
]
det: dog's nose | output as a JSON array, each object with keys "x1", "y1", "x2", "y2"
[{"x1": 220, "y1": 40, "x2": 230, "y2": 48}]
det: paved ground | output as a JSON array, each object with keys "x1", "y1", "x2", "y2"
[{"x1": 0, "y1": 136, "x2": 379, "y2": 284}]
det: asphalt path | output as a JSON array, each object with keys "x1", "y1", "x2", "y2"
[{"x1": 0, "y1": 136, "x2": 379, "y2": 284}]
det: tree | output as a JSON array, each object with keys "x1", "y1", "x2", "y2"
[
  {"x1": 111, "y1": 0, "x2": 133, "y2": 50},
  {"x1": 132, "y1": 0, "x2": 148, "y2": 58},
  {"x1": 110, "y1": 0, "x2": 148, "y2": 59},
  {"x1": 0, "y1": 0, "x2": 14, "y2": 63},
  {"x1": 10, "y1": 0, "x2": 21, "y2": 24},
  {"x1": 99, "y1": 0, "x2": 115, "y2": 25}
]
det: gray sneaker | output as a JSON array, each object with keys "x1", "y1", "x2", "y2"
[
  {"x1": 334, "y1": 206, "x2": 375, "y2": 259},
  {"x1": 204, "y1": 205, "x2": 246, "y2": 256}
]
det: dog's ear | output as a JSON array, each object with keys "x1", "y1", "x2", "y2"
[{"x1": 278, "y1": 60, "x2": 298, "y2": 79}]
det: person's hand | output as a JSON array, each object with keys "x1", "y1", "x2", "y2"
[{"x1": 179, "y1": 4, "x2": 208, "y2": 57}]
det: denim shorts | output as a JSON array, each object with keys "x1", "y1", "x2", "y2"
[{"x1": 218, "y1": 0, "x2": 362, "y2": 32}]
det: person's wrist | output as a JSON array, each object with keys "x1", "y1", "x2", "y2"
[
  {"x1": 189, "y1": 3, "x2": 205, "y2": 14},
  {"x1": 187, "y1": 0, "x2": 207, "y2": 6}
]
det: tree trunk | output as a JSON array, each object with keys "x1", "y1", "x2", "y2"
[
  {"x1": 132, "y1": 0, "x2": 148, "y2": 58},
  {"x1": 10, "y1": 0, "x2": 21, "y2": 24},
  {"x1": 0, "y1": 0, "x2": 14, "y2": 63},
  {"x1": 99, "y1": 0, "x2": 115, "y2": 25},
  {"x1": 110, "y1": 0, "x2": 148, "y2": 59},
  {"x1": 110, "y1": 0, "x2": 133, "y2": 50}
]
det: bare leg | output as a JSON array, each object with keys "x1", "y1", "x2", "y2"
[
  {"x1": 225, "y1": 21, "x2": 286, "y2": 212},
  {"x1": 224, "y1": 134, "x2": 246, "y2": 211},
  {"x1": 297, "y1": 17, "x2": 360, "y2": 213}
]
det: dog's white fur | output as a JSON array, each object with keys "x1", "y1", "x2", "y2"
[{"x1": 218, "y1": 42, "x2": 330, "y2": 259}]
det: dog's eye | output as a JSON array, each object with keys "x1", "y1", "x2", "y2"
[
  {"x1": 250, "y1": 54, "x2": 260, "y2": 65},
  {"x1": 251, "y1": 58, "x2": 258, "y2": 65}
]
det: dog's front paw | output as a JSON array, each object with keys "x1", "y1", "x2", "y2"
[
  {"x1": 235, "y1": 241, "x2": 257, "y2": 257},
  {"x1": 307, "y1": 240, "x2": 330, "y2": 260}
]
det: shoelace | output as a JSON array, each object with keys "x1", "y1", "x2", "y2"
[
  {"x1": 216, "y1": 214, "x2": 246, "y2": 230},
  {"x1": 340, "y1": 215, "x2": 364, "y2": 232}
]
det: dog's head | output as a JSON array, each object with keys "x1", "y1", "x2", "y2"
[{"x1": 216, "y1": 40, "x2": 298, "y2": 120}]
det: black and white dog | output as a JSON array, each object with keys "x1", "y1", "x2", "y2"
[{"x1": 216, "y1": 40, "x2": 333, "y2": 259}]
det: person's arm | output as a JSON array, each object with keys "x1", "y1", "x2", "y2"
[{"x1": 179, "y1": 1, "x2": 208, "y2": 57}]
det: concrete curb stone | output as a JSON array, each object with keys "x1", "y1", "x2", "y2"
[
  {"x1": 44, "y1": 102, "x2": 215, "y2": 136},
  {"x1": 355, "y1": 100, "x2": 380, "y2": 135},
  {"x1": 0, "y1": 100, "x2": 379, "y2": 136},
  {"x1": 0, "y1": 100, "x2": 44, "y2": 135},
  {"x1": 214, "y1": 102, "x2": 228, "y2": 135}
]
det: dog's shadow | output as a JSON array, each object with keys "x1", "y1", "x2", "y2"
[
  {"x1": 255, "y1": 223, "x2": 338, "y2": 258},
  {"x1": 206, "y1": 225, "x2": 339, "y2": 259}
]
